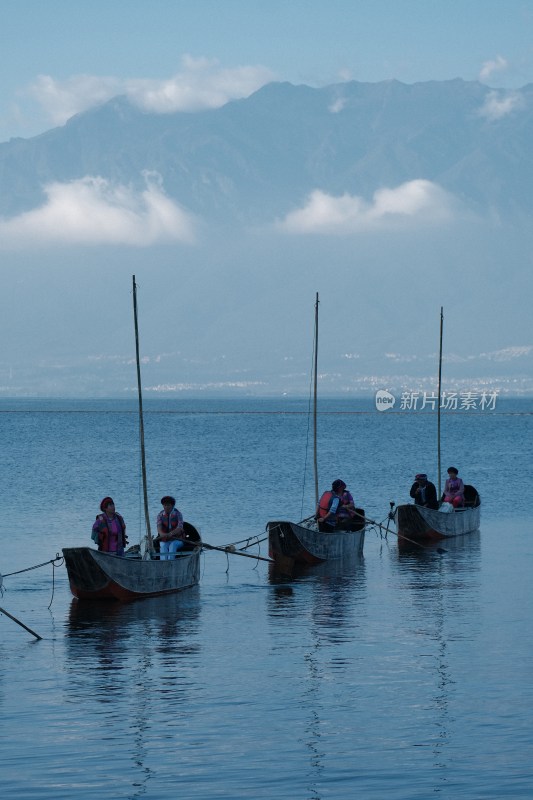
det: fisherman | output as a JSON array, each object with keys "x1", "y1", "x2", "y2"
[
  {"x1": 156, "y1": 495, "x2": 186, "y2": 560},
  {"x1": 409, "y1": 473, "x2": 439, "y2": 510},
  {"x1": 316, "y1": 479, "x2": 346, "y2": 532}
]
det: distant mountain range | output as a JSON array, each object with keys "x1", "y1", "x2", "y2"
[
  {"x1": 1, "y1": 78, "x2": 532, "y2": 221},
  {"x1": 2, "y1": 78, "x2": 532, "y2": 398}
]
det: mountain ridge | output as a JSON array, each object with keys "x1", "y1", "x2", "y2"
[{"x1": 1, "y1": 78, "x2": 532, "y2": 222}]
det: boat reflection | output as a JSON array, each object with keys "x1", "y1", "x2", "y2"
[
  {"x1": 267, "y1": 553, "x2": 367, "y2": 798},
  {"x1": 390, "y1": 529, "x2": 481, "y2": 791},
  {"x1": 64, "y1": 588, "x2": 201, "y2": 798},
  {"x1": 395, "y1": 529, "x2": 481, "y2": 569},
  {"x1": 268, "y1": 549, "x2": 365, "y2": 582}
]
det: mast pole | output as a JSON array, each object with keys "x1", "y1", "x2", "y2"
[
  {"x1": 437, "y1": 306, "x2": 444, "y2": 499},
  {"x1": 313, "y1": 292, "x2": 319, "y2": 507},
  {"x1": 132, "y1": 275, "x2": 153, "y2": 549}
]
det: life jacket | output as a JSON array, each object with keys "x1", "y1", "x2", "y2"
[
  {"x1": 94, "y1": 512, "x2": 126, "y2": 552},
  {"x1": 318, "y1": 491, "x2": 335, "y2": 519},
  {"x1": 158, "y1": 509, "x2": 182, "y2": 535}
]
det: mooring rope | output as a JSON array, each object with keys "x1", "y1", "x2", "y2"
[
  {"x1": 2, "y1": 554, "x2": 63, "y2": 579},
  {"x1": 223, "y1": 534, "x2": 268, "y2": 550},
  {"x1": 1, "y1": 554, "x2": 64, "y2": 610}
]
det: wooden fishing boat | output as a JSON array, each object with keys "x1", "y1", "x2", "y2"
[
  {"x1": 393, "y1": 308, "x2": 481, "y2": 545},
  {"x1": 63, "y1": 276, "x2": 202, "y2": 602},
  {"x1": 268, "y1": 516, "x2": 365, "y2": 570},
  {"x1": 267, "y1": 294, "x2": 366, "y2": 571},
  {"x1": 394, "y1": 484, "x2": 481, "y2": 543},
  {"x1": 63, "y1": 525, "x2": 201, "y2": 601}
]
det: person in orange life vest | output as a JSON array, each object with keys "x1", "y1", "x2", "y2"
[
  {"x1": 316, "y1": 479, "x2": 346, "y2": 532},
  {"x1": 92, "y1": 497, "x2": 127, "y2": 555},
  {"x1": 443, "y1": 467, "x2": 465, "y2": 508},
  {"x1": 157, "y1": 495, "x2": 185, "y2": 560}
]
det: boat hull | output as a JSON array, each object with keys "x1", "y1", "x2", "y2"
[
  {"x1": 394, "y1": 503, "x2": 481, "y2": 542},
  {"x1": 267, "y1": 519, "x2": 365, "y2": 568},
  {"x1": 62, "y1": 546, "x2": 201, "y2": 601}
]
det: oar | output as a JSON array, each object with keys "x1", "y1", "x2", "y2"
[
  {"x1": 201, "y1": 542, "x2": 274, "y2": 563},
  {"x1": 0, "y1": 606, "x2": 42, "y2": 640}
]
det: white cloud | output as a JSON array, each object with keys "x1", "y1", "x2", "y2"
[
  {"x1": 0, "y1": 172, "x2": 196, "y2": 248},
  {"x1": 28, "y1": 56, "x2": 274, "y2": 126},
  {"x1": 279, "y1": 180, "x2": 455, "y2": 234},
  {"x1": 479, "y1": 55, "x2": 509, "y2": 82},
  {"x1": 337, "y1": 69, "x2": 353, "y2": 82},
  {"x1": 28, "y1": 74, "x2": 123, "y2": 126},
  {"x1": 477, "y1": 89, "x2": 525, "y2": 121},
  {"x1": 329, "y1": 96, "x2": 347, "y2": 113}
]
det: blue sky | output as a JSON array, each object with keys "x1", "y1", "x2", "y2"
[{"x1": 2, "y1": 0, "x2": 533, "y2": 141}]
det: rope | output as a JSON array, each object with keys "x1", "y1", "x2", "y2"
[
  {"x1": 223, "y1": 534, "x2": 268, "y2": 550},
  {"x1": 1, "y1": 554, "x2": 64, "y2": 610},
  {"x1": 218, "y1": 533, "x2": 270, "y2": 566},
  {"x1": 48, "y1": 556, "x2": 64, "y2": 609},
  {"x1": 2, "y1": 555, "x2": 63, "y2": 578}
]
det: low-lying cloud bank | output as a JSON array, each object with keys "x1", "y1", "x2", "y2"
[
  {"x1": 279, "y1": 180, "x2": 457, "y2": 234},
  {"x1": 0, "y1": 173, "x2": 196, "y2": 247}
]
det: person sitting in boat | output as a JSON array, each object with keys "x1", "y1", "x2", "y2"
[
  {"x1": 92, "y1": 497, "x2": 128, "y2": 556},
  {"x1": 157, "y1": 495, "x2": 186, "y2": 560},
  {"x1": 409, "y1": 474, "x2": 438, "y2": 510},
  {"x1": 316, "y1": 479, "x2": 346, "y2": 532},
  {"x1": 443, "y1": 467, "x2": 465, "y2": 508},
  {"x1": 337, "y1": 486, "x2": 362, "y2": 530}
]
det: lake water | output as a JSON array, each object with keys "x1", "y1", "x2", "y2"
[{"x1": 1, "y1": 398, "x2": 532, "y2": 799}]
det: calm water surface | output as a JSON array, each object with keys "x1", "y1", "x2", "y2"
[{"x1": 0, "y1": 399, "x2": 532, "y2": 799}]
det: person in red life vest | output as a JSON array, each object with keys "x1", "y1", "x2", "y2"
[
  {"x1": 157, "y1": 495, "x2": 185, "y2": 560},
  {"x1": 443, "y1": 467, "x2": 465, "y2": 508},
  {"x1": 92, "y1": 497, "x2": 128, "y2": 556},
  {"x1": 316, "y1": 479, "x2": 346, "y2": 532}
]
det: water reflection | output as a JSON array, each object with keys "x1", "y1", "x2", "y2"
[
  {"x1": 268, "y1": 550, "x2": 366, "y2": 581},
  {"x1": 390, "y1": 531, "x2": 481, "y2": 792},
  {"x1": 268, "y1": 554, "x2": 367, "y2": 640},
  {"x1": 64, "y1": 590, "x2": 201, "y2": 798},
  {"x1": 267, "y1": 555, "x2": 367, "y2": 799}
]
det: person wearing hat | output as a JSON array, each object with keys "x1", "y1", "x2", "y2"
[
  {"x1": 156, "y1": 495, "x2": 185, "y2": 560},
  {"x1": 409, "y1": 474, "x2": 438, "y2": 510},
  {"x1": 91, "y1": 497, "x2": 128, "y2": 555},
  {"x1": 316, "y1": 479, "x2": 347, "y2": 532}
]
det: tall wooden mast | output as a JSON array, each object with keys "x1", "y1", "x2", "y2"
[
  {"x1": 437, "y1": 306, "x2": 444, "y2": 498},
  {"x1": 132, "y1": 275, "x2": 153, "y2": 549},
  {"x1": 313, "y1": 292, "x2": 319, "y2": 507}
]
